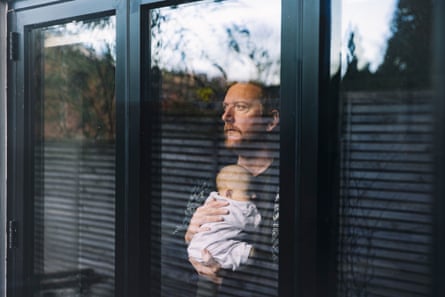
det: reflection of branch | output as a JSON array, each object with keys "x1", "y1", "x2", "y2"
[
  {"x1": 211, "y1": 63, "x2": 227, "y2": 80},
  {"x1": 341, "y1": 175, "x2": 377, "y2": 297},
  {"x1": 223, "y1": 23, "x2": 278, "y2": 82},
  {"x1": 151, "y1": 5, "x2": 280, "y2": 84},
  {"x1": 92, "y1": 45, "x2": 115, "y2": 139},
  {"x1": 339, "y1": 97, "x2": 405, "y2": 297}
]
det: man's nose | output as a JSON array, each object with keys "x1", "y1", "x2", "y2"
[{"x1": 221, "y1": 106, "x2": 234, "y2": 122}]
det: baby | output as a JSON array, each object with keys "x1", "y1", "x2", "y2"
[{"x1": 187, "y1": 164, "x2": 261, "y2": 271}]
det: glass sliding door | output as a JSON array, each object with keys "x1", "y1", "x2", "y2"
[
  {"x1": 29, "y1": 15, "x2": 116, "y2": 297},
  {"x1": 333, "y1": 1, "x2": 435, "y2": 296},
  {"x1": 144, "y1": 1, "x2": 281, "y2": 296}
]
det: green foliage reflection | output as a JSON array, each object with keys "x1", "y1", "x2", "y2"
[{"x1": 42, "y1": 18, "x2": 116, "y2": 141}]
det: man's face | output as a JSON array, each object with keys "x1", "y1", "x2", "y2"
[{"x1": 221, "y1": 83, "x2": 267, "y2": 150}]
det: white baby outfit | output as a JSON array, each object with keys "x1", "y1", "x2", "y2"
[{"x1": 187, "y1": 192, "x2": 261, "y2": 271}]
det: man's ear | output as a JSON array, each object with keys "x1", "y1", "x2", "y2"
[{"x1": 266, "y1": 109, "x2": 280, "y2": 132}]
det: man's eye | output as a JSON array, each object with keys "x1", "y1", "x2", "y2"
[{"x1": 235, "y1": 103, "x2": 248, "y2": 111}]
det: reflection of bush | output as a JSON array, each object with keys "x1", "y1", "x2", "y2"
[
  {"x1": 159, "y1": 71, "x2": 226, "y2": 116},
  {"x1": 43, "y1": 44, "x2": 115, "y2": 141}
]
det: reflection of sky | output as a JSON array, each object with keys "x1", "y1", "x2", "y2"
[
  {"x1": 152, "y1": 0, "x2": 281, "y2": 85},
  {"x1": 44, "y1": 16, "x2": 116, "y2": 61},
  {"x1": 155, "y1": 0, "x2": 396, "y2": 81},
  {"x1": 341, "y1": 0, "x2": 398, "y2": 72},
  {"x1": 41, "y1": 1, "x2": 397, "y2": 80}
]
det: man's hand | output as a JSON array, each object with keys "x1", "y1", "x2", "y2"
[
  {"x1": 189, "y1": 249, "x2": 222, "y2": 284},
  {"x1": 184, "y1": 197, "x2": 229, "y2": 243}
]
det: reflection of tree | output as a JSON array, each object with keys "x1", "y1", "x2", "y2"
[
  {"x1": 158, "y1": 70, "x2": 227, "y2": 116},
  {"x1": 339, "y1": 3, "x2": 433, "y2": 295},
  {"x1": 43, "y1": 42, "x2": 115, "y2": 141},
  {"x1": 343, "y1": 0, "x2": 432, "y2": 90},
  {"x1": 223, "y1": 23, "x2": 278, "y2": 82},
  {"x1": 342, "y1": 32, "x2": 373, "y2": 90},
  {"x1": 151, "y1": 1, "x2": 280, "y2": 81},
  {"x1": 375, "y1": 0, "x2": 432, "y2": 89},
  {"x1": 150, "y1": 1, "x2": 280, "y2": 115}
]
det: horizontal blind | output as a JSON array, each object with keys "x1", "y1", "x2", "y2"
[
  {"x1": 337, "y1": 91, "x2": 434, "y2": 297},
  {"x1": 34, "y1": 141, "x2": 115, "y2": 297},
  {"x1": 154, "y1": 116, "x2": 224, "y2": 297}
]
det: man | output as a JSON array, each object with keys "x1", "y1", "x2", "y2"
[{"x1": 185, "y1": 82, "x2": 280, "y2": 296}]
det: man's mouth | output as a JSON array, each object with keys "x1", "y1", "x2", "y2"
[
  {"x1": 225, "y1": 129, "x2": 241, "y2": 136},
  {"x1": 224, "y1": 125, "x2": 240, "y2": 133},
  {"x1": 225, "y1": 129, "x2": 242, "y2": 141}
]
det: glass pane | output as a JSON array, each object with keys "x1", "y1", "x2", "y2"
[
  {"x1": 148, "y1": 1, "x2": 281, "y2": 296},
  {"x1": 32, "y1": 16, "x2": 116, "y2": 297},
  {"x1": 334, "y1": 1, "x2": 434, "y2": 296}
]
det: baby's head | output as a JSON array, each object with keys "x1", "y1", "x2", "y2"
[{"x1": 216, "y1": 165, "x2": 255, "y2": 201}]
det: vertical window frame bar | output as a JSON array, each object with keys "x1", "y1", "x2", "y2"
[
  {"x1": 280, "y1": 0, "x2": 320, "y2": 296},
  {"x1": 433, "y1": 0, "x2": 445, "y2": 296}
]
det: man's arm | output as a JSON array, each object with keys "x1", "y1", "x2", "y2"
[
  {"x1": 185, "y1": 197, "x2": 229, "y2": 283},
  {"x1": 184, "y1": 197, "x2": 229, "y2": 243}
]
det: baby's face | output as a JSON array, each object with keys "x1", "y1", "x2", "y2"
[
  {"x1": 216, "y1": 167, "x2": 253, "y2": 201},
  {"x1": 224, "y1": 189, "x2": 233, "y2": 198},
  {"x1": 218, "y1": 182, "x2": 253, "y2": 201}
]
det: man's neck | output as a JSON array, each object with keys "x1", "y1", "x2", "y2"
[{"x1": 237, "y1": 151, "x2": 274, "y2": 177}]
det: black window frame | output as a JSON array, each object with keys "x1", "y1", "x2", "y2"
[
  {"x1": 3, "y1": 0, "x2": 345, "y2": 296},
  {"x1": 1, "y1": 0, "x2": 8, "y2": 294},
  {"x1": 6, "y1": 1, "x2": 120, "y2": 297},
  {"x1": 433, "y1": 0, "x2": 445, "y2": 296},
  {"x1": 8, "y1": 1, "x2": 445, "y2": 297},
  {"x1": 137, "y1": 1, "x2": 328, "y2": 296}
]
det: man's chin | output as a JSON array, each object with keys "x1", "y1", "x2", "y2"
[
  {"x1": 224, "y1": 140, "x2": 241, "y2": 150},
  {"x1": 224, "y1": 140, "x2": 254, "y2": 153}
]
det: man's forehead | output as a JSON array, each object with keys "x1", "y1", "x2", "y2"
[{"x1": 224, "y1": 83, "x2": 262, "y2": 101}]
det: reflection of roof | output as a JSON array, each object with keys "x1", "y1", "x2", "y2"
[{"x1": 44, "y1": 40, "x2": 92, "y2": 57}]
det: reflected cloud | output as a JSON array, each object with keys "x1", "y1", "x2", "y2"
[
  {"x1": 342, "y1": 0, "x2": 397, "y2": 72},
  {"x1": 151, "y1": 0, "x2": 281, "y2": 85},
  {"x1": 44, "y1": 17, "x2": 116, "y2": 62}
]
